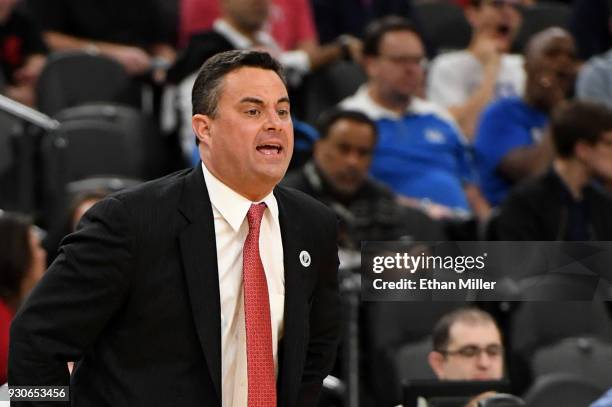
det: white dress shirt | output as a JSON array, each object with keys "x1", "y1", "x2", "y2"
[{"x1": 201, "y1": 163, "x2": 285, "y2": 407}]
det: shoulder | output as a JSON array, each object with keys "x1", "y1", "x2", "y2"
[
  {"x1": 410, "y1": 97, "x2": 455, "y2": 122},
  {"x1": 580, "y1": 51, "x2": 612, "y2": 78},
  {"x1": 363, "y1": 177, "x2": 395, "y2": 197},
  {"x1": 431, "y1": 50, "x2": 473, "y2": 69},
  {"x1": 500, "y1": 54, "x2": 524, "y2": 69},
  {"x1": 409, "y1": 97, "x2": 465, "y2": 139},
  {"x1": 481, "y1": 96, "x2": 523, "y2": 118},
  {"x1": 504, "y1": 172, "x2": 553, "y2": 205},
  {"x1": 275, "y1": 184, "x2": 335, "y2": 220},
  {"x1": 275, "y1": 184, "x2": 338, "y2": 238},
  {"x1": 587, "y1": 183, "x2": 612, "y2": 206},
  {"x1": 109, "y1": 168, "x2": 193, "y2": 212},
  {"x1": 429, "y1": 51, "x2": 480, "y2": 82},
  {"x1": 339, "y1": 86, "x2": 372, "y2": 115},
  {"x1": 281, "y1": 169, "x2": 310, "y2": 192}
]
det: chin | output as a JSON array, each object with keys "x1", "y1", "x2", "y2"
[{"x1": 258, "y1": 168, "x2": 288, "y2": 185}]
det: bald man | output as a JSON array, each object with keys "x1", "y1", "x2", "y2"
[{"x1": 473, "y1": 27, "x2": 578, "y2": 206}]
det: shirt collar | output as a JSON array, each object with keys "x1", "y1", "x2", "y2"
[
  {"x1": 201, "y1": 162, "x2": 279, "y2": 232},
  {"x1": 213, "y1": 18, "x2": 279, "y2": 51},
  {"x1": 344, "y1": 85, "x2": 406, "y2": 120},
  {"x1": 341, "y1": 85, "x2": 461, "y2": 131}
]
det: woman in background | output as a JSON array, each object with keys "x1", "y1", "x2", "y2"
[{"x1": 0, "y1": 211, "x2": 46, "y2": 384}]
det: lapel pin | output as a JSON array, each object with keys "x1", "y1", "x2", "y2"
[{"x1": 299, "y1": 250, "x2": 311, "y2": 267}]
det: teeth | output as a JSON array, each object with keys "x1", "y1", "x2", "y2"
[{"x1": 257, "y1": 145, "x2": 281, "y2": 152}]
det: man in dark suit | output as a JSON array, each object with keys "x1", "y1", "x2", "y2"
[{"x1": 9, "y1": 50, "x2": 341, "y2": 407}]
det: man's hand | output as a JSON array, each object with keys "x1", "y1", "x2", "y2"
[
  {"x1": 103, "y1": 45, "x2": 152, "y2": 75},
  {"x1": 5, "y1": 84, "x2": 36, "y2": 106},
  {"x1": 13, "y1": 55, "x2": 46, "y2": 85},
  {"x1": 471, "y1": 33, "x2": 502, "y2": 69}
]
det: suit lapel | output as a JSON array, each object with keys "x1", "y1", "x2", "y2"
[
  {"x1": 178, "y1": 166, "x2": 222, "y2": 404},
  {"x1": 275, "y1": 188, "x2": 308, "y2": 407}
]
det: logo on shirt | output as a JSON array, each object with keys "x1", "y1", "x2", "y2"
[
  {"x1": 425, "y1": 129, "x2": 446, "y2": 144},
  {"x1": 299, "y1": 250, "x2": 311, "y2": 267},
  {"x1": 531, "y1": 127, "x2": 545, "y2": 143}
]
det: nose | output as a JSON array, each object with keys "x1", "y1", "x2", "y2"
[
  {"x1": 343, "y1": 149, "x2": 363, "y2": 168},
  {"x1": 263, "y1": 109, "x2": 284, "y2": 131},
  {"x1": 475, "y1": 351, "x2": 493, "y2": 369},
  {"x1": 557, "y1": 52, "x2": 574, "y2": 67}
]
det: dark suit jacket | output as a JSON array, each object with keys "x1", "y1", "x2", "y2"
[
  {"x1": 9, "y1": 166, "x2": 341, "y2": 407},
  {"x1": 496, "y1": 168, "x2": 612, "y2": 241}
]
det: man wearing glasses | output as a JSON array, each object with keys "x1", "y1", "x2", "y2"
[
  {"x1": 427, "y1": 307, "x2": 504, "y2": 381},
  {"x1": 340, "y1": 16, "x2": 490, "y2": 222}
]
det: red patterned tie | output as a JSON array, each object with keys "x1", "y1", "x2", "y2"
[{"x1": 243, "y1": 203, "x2": 277, "y2": 407}]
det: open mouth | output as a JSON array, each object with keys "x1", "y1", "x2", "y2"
[
  {"x1": 496, "y1": 24, "x2": 511, "y2": 36},
  {"x1": 256, "y1": 143, "x2": 283, "y2": 155}
]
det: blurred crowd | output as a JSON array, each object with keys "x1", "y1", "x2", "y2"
[{"x1": 2, "y1": 0, "x2": 612, "y2": 405}]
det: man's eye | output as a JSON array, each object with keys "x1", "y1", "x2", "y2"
[
  {"x1": 246, "y1": 109, "x2": 260, "y2": 116},
  {"x1": 278, "y1": 109, "x2": 290, "y2": 117}
]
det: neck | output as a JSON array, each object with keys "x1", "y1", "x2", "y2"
[
  {"x1": 523, "y1": 93, "x2": 549, "y2": 114},
  {"x1": 222, "y1": 16, "x2": 259, "y2": 43},
  {"x1": 203, "y1": 160, "x2": 274, "y2": 202},
  {"x1": 368, "y1": 83, "x2": 411, "y2": 114},
  {"x1": 553, "y1": 159, "x2": 590, "y2": 200}
]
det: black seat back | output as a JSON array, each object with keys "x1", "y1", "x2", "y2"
[{"x1": 36, "y1": 52, "x2": 140, "y2": 116}]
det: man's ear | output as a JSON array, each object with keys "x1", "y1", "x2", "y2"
[
  {"x1": 574, "y1": 140, "x2": 592, "y2": 161},
  {"x1": 363, "y1": 55, "x2": 378, "y2": 79},
  {"x1": 192, "y1": 114, "x2": 212, "y2": 146},
  {"x1": 312, "y1": 138, "x2": 325, "y2": 158},
  {"x1": 428, "y1": 351, "x2": 446, "y2": 379}
]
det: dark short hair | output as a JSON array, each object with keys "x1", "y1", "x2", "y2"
[
  {"x1": 316, "y1": 108, "x2": 378, "y2": 142},
  {"x1": 362, "y1": 16, "x2": 422, "y2": 57},
  {"x1": 191, "y1": 50, "x2": 287, "y2": 117},
  {"x1": 469, "y1": 0, "x2": 520, "y2": 7},
  {"x1": 551, "y1": 101, "x2": 612, "y2": 158},
  {"x1": 0, "y1": 212, "x2": 33, "y2": 301},
  {"x1": 432, "y1": 307, "x2": 499, "y2": 353}
]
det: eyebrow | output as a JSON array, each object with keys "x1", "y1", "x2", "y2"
[{"x1": 239, "y1": 97, "x2": 290, "y2": 105}]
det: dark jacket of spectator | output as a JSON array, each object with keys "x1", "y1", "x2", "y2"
[
  {"x1": 570, "y1": 0, "x2": 612, "y2": 60},
  {"x1": 25, "y1": 0, "x2": 170, "y2": 48},
  {"x1": 496, "y1": 168, "x2": 612, "y2": 240},
  {"x1": 0, "y1": 9, "x2": 46, "y2": 85},
  {"x1": 283, "y1": 161, "x2": 445, "y2": 249},
  {"x1": 310, "y1": 0, "x2": 433, "y2": 56}
]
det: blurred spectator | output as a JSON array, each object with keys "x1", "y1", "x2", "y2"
[
  {"x1": 0, "y1": 0, "x2": 47, "y2": 106},
  {"x1": 576, "y1": 48, "x2": 612, "y2": 109},
  {"x1": 569, "y1": 0, "x2": 612, "y2": 61},
  {"x1": 282, "y1": 108, "x2": 445, "y2": 250},
  {"x1": 0, "y1": 212, "x2": 46, "y2": 384},
  {"x1": 310, "y1": 0, "x2": 432, "y2": 52},
  {"x1": 340, "y1": 16, "x2": 490, "y2": 221},
  {"x1": 427, "y1": 0, "x2": 527, "y2": 140},
  {"x1": 179, "y1": 0, "x2": 316, "y2": 52},
  {"x1": 25, "y1": 0, "x2": 176, "y2": 76},
  {"x1": 43, "y1": 189, "x2": 112, "y2": 263},
  {"x1": 170, "y1": 0, "x2": 360, "y2": 159},
  {"x1": 474, "y1": 27, "x2": 577, "y2": 207},
  {"x1": 497, "y1": 101, "x2": 612, "y2": 240},
  {"x1": 177, "y1": 0, "x2": 360, "y2": 76},
  {"x1": 428, "y1": 307, "x2": 504, "y2": 381}
]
